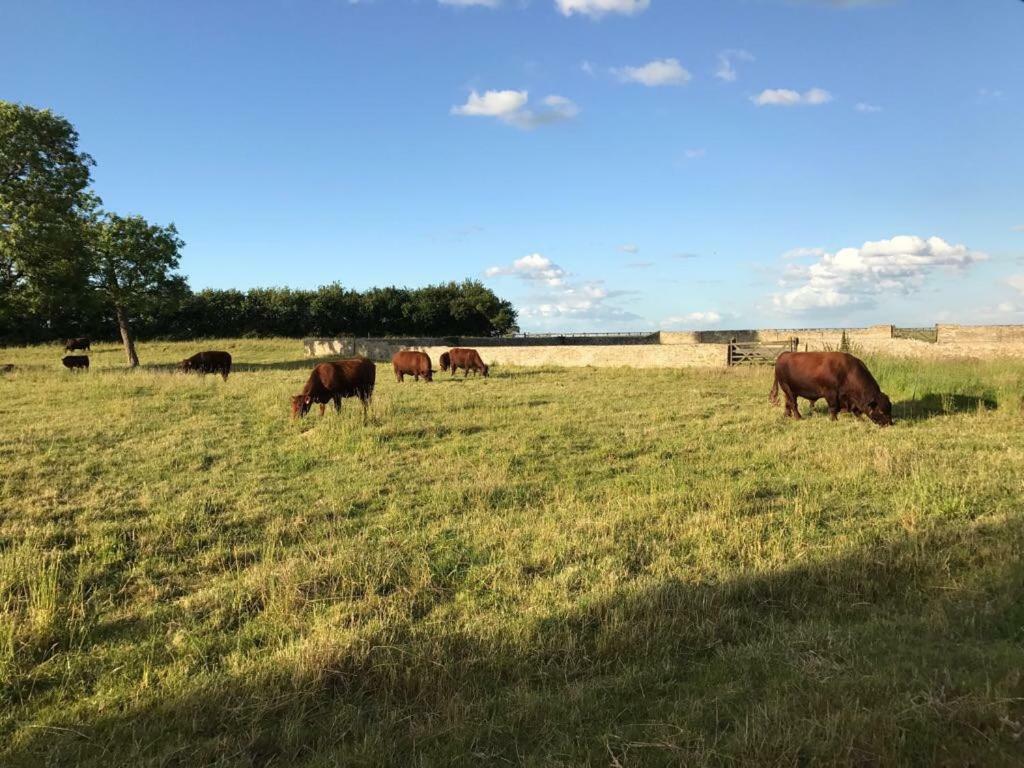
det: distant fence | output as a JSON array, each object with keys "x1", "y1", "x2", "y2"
[
  {"x1": 728, "y1": 338, "x2": 798, "y2": 366},
  {"x1": 894, "y1": 327, "x2": 938, "y2": 343}
]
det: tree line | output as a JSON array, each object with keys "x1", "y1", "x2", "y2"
[
  {"x1": 1, "y1": 102, "x2": 518, "y2": 363},
  {"x1": 2, "y1": 281, "x2": 518, "y2": 343}
]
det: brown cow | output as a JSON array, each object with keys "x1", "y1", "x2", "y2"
[
  {"x1": 64, "y1": 337, "x2": 90, "y2": 352},
  {"x1": 62, "y1": 355, "x2": 89, "y2": 371},
  {"x1": 392, "y1": 350, "x2": 432, "y2": 382},
  {"x1": 179, "y1": 351, "x2": 232, "y2": 380},
  {"x1": 440, "y1": 348, "x2": 489, "y2": 378},
  {"x1": 769, "y1": 351, "x2": 892, "y2": 426},
  {"x1": 292, "y1": 357, "x2": 376, "y2": 421}
]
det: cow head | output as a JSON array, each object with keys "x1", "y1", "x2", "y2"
[
  {"x1": 439, "y1": 352, "x2": 450, "y2": 372},
  {"x1": 424, "y1": 368, "x2": 433, "y2": 382},
  {"x1": 482, "y1": 363, "x2": 490, "y2": 378},
  {"x1": 177, "y1": 359, "x2": 192, "y2": 373},
  {"x1": 291, "y1": 394, "x2": 313, "y2": 418},
  {"x1": 865, "y1": 392, "x2": 893, "y2": 426}
]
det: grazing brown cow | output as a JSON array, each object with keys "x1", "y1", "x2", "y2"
[
  {"x1": 769, "y1": 351, "x2": 892, "y2": 426},
  {"x1": 392, "y1": 350, "x2": 432, "y2": 382},
  {"x1": 62, "y1": 355, "x2": 89, "y2": 371},
  {"x1": 292, "y1": 357, "x2": 376, "y2": 421},
  {"x1": 64, "y1": 337, "x2": 90, "y2": 352},
  {"x1": 178, "y1": 351, "x2": 232, "y2": 380},
  {"x1": 440, "y1": 348, "x2": 489, "y2": 378}
]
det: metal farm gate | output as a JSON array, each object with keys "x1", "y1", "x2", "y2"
[{"x1": 727, "y1": 337, "x2": 798, "y2": 366}]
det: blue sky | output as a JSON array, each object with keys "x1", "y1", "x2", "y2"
[{"x1": 3, "y1": 0, "x2": 1022, "y2": 331}]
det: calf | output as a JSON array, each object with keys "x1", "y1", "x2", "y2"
[
  {"x1": 62, "y1": 355, "x2": 89, "y2": 371},
  {"x1": 392, "y1": 350, "x2": 432, "y2": 382},
  {"x1": 440, "y1": 348, "x2": 489, "y2": 378},
  {"x1": 179, "y1": 350, "x2": 232, "y2": 380},
  {"x1": 292, "y1": 357, "x2": 376, "y2": 422},
  {"x1": 769, "y1": 351, "x2": 892, "y2": 426},
  {"x1": 64, "y1": 337, "x2": 91, "y2": 352}
]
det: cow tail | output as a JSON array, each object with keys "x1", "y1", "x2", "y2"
[{"x1": 769, "y1": 372, "x2": 780, "y2": 405}]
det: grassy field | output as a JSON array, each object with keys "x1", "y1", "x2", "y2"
[{"x1": 1, "y1": 338, "x2": 1023, "y2": 767}]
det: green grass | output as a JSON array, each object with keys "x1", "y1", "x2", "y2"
[{"x1": 2, "y1": 338, "x2": 1023, "y2": 766}]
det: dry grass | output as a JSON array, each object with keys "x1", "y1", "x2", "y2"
[{"x1": 1, "y1": 338, "x2": 1023, "y2": 766}]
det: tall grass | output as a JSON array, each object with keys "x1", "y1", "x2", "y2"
[{"x1": 1, "y1": 338, "x2": 1023, "y2": 766}]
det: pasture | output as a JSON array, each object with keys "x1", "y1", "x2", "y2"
[{"x1": 1, "y1": 339, "x2": 1023, "y2": 766}]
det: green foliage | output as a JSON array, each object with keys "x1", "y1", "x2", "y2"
[
  {"x1": 0, "y1": 101, "x2": 96, "y2": 338},
  {"x1": 89, "y1": 214, "x2": 185, "y2": 316},
  {"x1": 1, "y1": 340, "x2": 1022, "y2": 766},
  {"x1": 22, "y1": 280, "x2": 518, "y2": 342}
]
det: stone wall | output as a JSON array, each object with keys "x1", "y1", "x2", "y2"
[
  {"x1": 303, "y1": 324, "x2": 1024, "y2": 369},
  {"x1": 937, "y1": 324, "x2": 1024, "y2": 344},
  {"x1": 304, "y1": 337, "x2": 728, "y2": 369}
]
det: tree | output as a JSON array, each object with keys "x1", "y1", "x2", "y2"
[
  {"x1": 89, "y1": 213, "x2": 185, "y2": 366},
  {"x1": 0, "y1": 101, "x2": 96, "y2": 339}
]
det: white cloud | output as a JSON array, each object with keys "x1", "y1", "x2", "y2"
[
  {"x1": 855, "y1": 102, "x2": 882, "y2": 113},
  {"x1": 1012, "y1": 225, "x2": 1024, "y2": 233},
  {"x1": 520, "y1": 281, "x2": 642, "y2": 324},
  {"x1": 452, "y1": 90, "x2": 579, "y2": 129},
  {"x1": 752, "y1": 87, "x2": 833, "y2": 107},
  {"x1": 1007, "y1": 275, "x2": 1024, "y2": 294},
  {"x1": 613, "y1": 58, "x2": 691, "y2": 87},
  {"x1": 715, "y1": 49, "x2": 754, "y2": 82},
  {"x1": 581, "y1": 60, "x2": 596, "y2": 76},
  {"x1": 452, "y1": 89, "x2": 527, "y2": 118},
  {"x1": 485, "y1": 253, "x2": 568, "y2": 285},
  {"x1": 662, "y1": 311, "x2": 723, "y2": 327},
  {"x1": 627, "y1": 261, "x2": 654, "y2": 269},
  {"x1": 556, "y1": 0, "x2": 649, "y2": 18},
  {"x1": 619, "y1": 244, "x2": 639, "y2": 254},
  {"x1": 773, "y1": 235, "x2": 988, "y2": 312},
  {"x1": 997, "y1": 302, "x2": 1020, "y2": 313},
  {"x1": 439, "y1": 0, "x2": 500, "y2": 6},
  {"x1": 486, "y1": 253, "x2": 642, "y2": 327},
  {"x1": 684, "y1": 148, "x2": 706, "y2": 159}
]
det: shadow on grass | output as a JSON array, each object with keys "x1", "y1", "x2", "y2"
[
  {"x1": 131, "y1": 357, "x2": 336, "y2": 374},
  {"x1": 895, "y1": 392, "x2": 999, "y2": 421},
  {"x1": 6, "y1": 519, "x2": 1024, "y2": 767}
]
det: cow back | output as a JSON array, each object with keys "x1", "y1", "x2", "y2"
[
  {"x1": 392, "y1": 350, "x2": 432, "y2": 375},
  {"x1": 62, "y1": 355, "x2": 89, "y2": 369},
  {"x1": 308, "y1": 357, "x2": 376, "y2": 399}
]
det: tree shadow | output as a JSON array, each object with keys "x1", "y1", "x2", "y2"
[
  {"x1": 6, "y1": 518, "x2": 1023, "y2": 767},
  {"x1": 895, "y1": 393, "x2": 999, "y2": 422},
  {"x1": 131, "y1": 357, "x2": 349, "y2": 374},
  {"x1": 232, "y1": 359, "x2": 331, "y2": 373}
]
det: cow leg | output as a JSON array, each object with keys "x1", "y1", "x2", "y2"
[
  {"x1": 786, "y1": 395, "x2": 801, "y2": 419},
  {"x1": 319, "y1": 403, "x2": 326, "y2": 417},
  {"x1": 779, "y1": 382, "x2": 801, "y2": 419},
  {"x1": 826, "y1": 392, "x2": 841, "y2": 421},
  {"x1": 333, "y1": 395, "x2": 341, "y2": 413}
]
